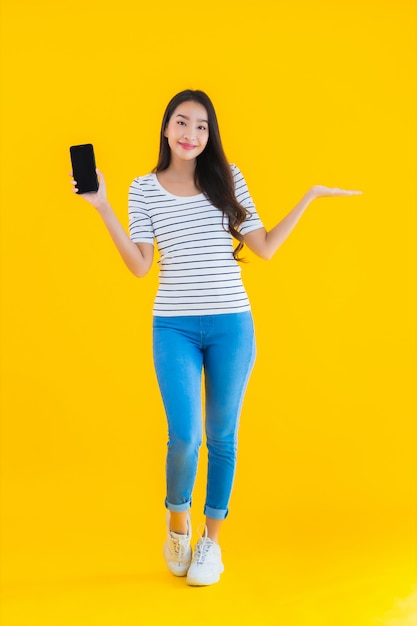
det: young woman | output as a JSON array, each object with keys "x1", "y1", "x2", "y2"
[{"x1": 70, "y1": 89, "x2": 361, "y2": 586}]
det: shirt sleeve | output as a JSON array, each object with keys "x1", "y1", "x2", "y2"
[
  {"x1": 128, "y1": 178, "x2": 155, "y2": 245},
  {"x1": 230, "y1": 164, "x2": 264, "y2": 236}
]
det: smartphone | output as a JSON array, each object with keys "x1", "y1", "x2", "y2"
[{"x1": 70, "y1": 143, "x2": 99, "y2": 194}]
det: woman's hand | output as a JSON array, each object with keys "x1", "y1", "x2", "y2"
[
  {"x1": 69, "y1": 168, "x2": 109, "y2": 211},
  {"x1": 245, "y1": 184, "x2": 362, "y2": 260},
  {"x1": 308, "y1": 185, "x2": 363, "y2": 200}
]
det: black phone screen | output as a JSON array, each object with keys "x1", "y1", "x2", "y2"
[{"x1": 70, "y1": 144, "x2": 99, "y2": 194}]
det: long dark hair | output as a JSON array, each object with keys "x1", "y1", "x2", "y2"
[{"x1": 153, "y1": 89, "x2": 251, "y2": 260}]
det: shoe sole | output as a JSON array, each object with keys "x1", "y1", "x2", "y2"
[
  {"x1": 186, "y1": 564, "x2": 224, "y2": 586},
  {"x1": 169, "y1": 567, "x2": 190, "y2": 577}
]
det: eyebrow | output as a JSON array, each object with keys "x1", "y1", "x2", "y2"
[{"x1": 176, "y1": 113, "x2": 209, "y2": 124}]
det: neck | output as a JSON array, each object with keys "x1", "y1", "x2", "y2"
[{"x1": 166, "y1": 156, "x2": 197, "y2": 181}]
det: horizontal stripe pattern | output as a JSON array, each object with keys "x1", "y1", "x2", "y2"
[{"x1": 128, "y1": 164, "x2": 263, "y2": 316}]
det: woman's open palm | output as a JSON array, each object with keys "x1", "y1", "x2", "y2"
[{"x1": 311, "y1": 185, "x2": 362, "y2": 198}]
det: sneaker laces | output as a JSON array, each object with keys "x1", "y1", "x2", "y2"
[
  {"x1": 194, "y1": 526, "x2": 215, "y2": 564},
  {"x1": 170, "y1": 532, "x2": 190, "y2": 559}
]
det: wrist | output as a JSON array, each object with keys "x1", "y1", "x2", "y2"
[
  {"x1": 96, "y1": 198, "x2": 111, "y2": 214},
  {"x1": 304, "y1": 188, "x2": 317, "y2": 203}
]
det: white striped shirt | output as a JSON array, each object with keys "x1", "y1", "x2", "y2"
[{"x1": 128, "y1": 164, "x2": 263, "y2": 316}]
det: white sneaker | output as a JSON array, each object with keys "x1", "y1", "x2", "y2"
[
  {"x1": 163, "y1": 512, "x2": 192, "y2": 577},
  {"x1": 186, "y1": 526, "x2": 224, "y2": 586}
]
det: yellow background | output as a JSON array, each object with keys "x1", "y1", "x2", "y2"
[{"x1": 1, "y1": 0, "x2": 416, "y2": 624}]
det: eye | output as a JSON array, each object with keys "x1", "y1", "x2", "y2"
[
  {"x1": 177, "y1": 120, "x2": 186, "y2": 126},
  {"x1": 198, "y1": 125, "x2": 207, "y2": 131}
]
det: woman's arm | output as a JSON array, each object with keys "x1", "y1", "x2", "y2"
[
  {"x1": 70, "y1": 169, "x2": 154, "y2": 277},
  {"x1": 244, "y1": 185, "x2": 362, "y2": 260}
]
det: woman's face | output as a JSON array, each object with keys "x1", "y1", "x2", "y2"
[{"x1": 164, "y1": 100, "x2": 209, "y2": 163}]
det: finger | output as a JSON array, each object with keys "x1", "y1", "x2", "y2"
[{"x1": 332, "y1": 189, "x2": 362, "y2": 195}]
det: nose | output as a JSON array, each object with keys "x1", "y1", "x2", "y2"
[{"x1": 183, "y1": 127, "x2": 196, "y2": 141}]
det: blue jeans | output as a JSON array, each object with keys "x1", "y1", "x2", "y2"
[{"x1": 153, "y1": 312, "x2": 256, "y2": 521}]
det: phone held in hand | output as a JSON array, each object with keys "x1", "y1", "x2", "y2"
[{"x1": 70, "y1": 143, "x2": 99, "y2": 194}]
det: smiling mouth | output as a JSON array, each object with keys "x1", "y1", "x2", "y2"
[{"x1": 179, "y1": 143, "x2": 197, "y2": 150}]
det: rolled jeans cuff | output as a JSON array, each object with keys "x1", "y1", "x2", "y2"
[
  {"x1": 165, "y1": 498, "x2": 191, "y2": 513},
  {"x1": 204, "y1": 504, "x2": 228, "y2": 520}
]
